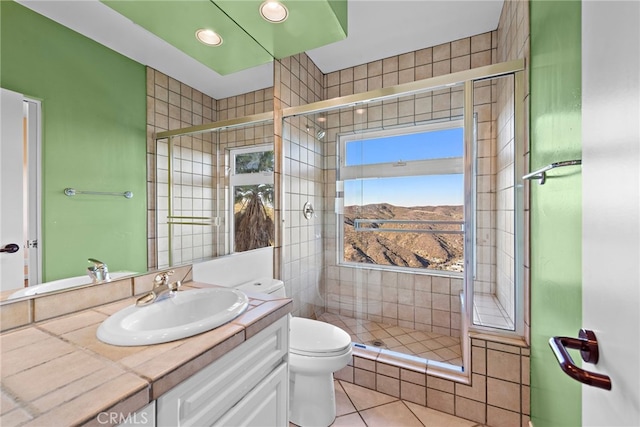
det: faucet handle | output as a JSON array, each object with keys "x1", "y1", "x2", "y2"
[
  {"x1": 154, "y1": 270, "x2": 175, "y2": 287},
  {"x1": 87, "y1": 258, "x2": 110, "y2": 282},
  {"x1": 88, "y1": 258, "x2": 105, "y2": 267}
]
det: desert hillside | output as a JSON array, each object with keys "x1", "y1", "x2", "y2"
[{"x1": 343, "y1": 203, "x2": 464, "y2": 271}]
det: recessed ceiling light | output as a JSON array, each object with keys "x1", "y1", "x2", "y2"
[
  {"x1": 195, "y1": 29, "x2": 223, "y2": 46},
  {"x1": 260, "y1": 1, "x2": 288, "y2": 23}
]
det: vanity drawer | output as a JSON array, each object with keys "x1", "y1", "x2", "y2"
[
  {"x1": 157, "y1": 316, "x2": 288, "y2": 426},
  {"x1": 214, "y1": 362, "x2": 288, "y2": 427}
]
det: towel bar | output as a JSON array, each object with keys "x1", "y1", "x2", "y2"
[
  {"x1": 523, "y1": 160, "x2": 582, "y2": 185},
  {"x1": 64, "y1": 188, "x2": 133, "y2": 199}
]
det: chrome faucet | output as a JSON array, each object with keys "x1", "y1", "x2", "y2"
[
  {"x1": 87, "y1": 258, "x2": 111, "y2": 283},
  {"x1": 136, "y1": 270, "x2": 181, "y2": 306}
]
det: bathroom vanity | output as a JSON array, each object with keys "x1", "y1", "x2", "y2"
[
  {"x1": 0, "y1": 281, "x2": 291, "y2": 426},
  {"x1": 156, "y1": 316, "x2": 288, "y2": 426}
]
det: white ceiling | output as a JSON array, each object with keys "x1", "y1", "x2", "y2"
[{"x1": 17, "y1": 0, "x2": 504, "y2": 99}]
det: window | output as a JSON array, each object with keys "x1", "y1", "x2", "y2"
[
  {"x1": 229, "y1": 145, "x2": 274, "y2": 252},
  {"x1": 338, "y1": 120, "x2": 464, "y2": 273}
]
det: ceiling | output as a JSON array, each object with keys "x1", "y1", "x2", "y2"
[
  {"x1": 16, "y1": 0, "x2": 504, "y2": 100},
  {"x1": 99, "y1": 0, "x2": 348, "y2": 75}
]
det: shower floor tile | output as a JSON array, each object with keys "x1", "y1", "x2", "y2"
[{"x1": 317, "y1": 313, "x2": 462, "y2": 366}]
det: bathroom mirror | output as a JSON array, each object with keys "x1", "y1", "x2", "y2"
[
  {"x1": 154, "y1": 115, "x2": 275, "y2": 271},
  {"x1": 0, "y1": 63, "x2": 275, "y2": 304},
  {"x1": 0, "y1": 3, "x2": 276, "y2": 303},
  {"x1": 0, "y1": 112, "x2": 275, "y2": 304}
]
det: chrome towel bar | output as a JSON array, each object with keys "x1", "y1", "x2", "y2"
[
  {"x1": 523, "y1": 160, "x2": 581, "y2": 185},
  {"x1": 166, "y1": 215, "x2": 218, "y2": 226},
  {"x1": 64, "y1": 188, "x2": 133, "y2": 199}
]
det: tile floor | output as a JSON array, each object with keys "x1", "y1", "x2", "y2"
[
  {"x1": 472, "y1": 294, "x2": 514, "y2": 330},
  {"x1": 291, "y1": 380, "x2": 485, "y2": 427},
  {"x1": 318, "y1": 313, "x2": 463, "y2": 366}
]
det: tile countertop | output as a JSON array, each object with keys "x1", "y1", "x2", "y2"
[{"x1": 0, "y1": 282, "x2": 292, "y2": 427}]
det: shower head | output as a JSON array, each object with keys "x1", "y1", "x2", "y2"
[{"x1": 306, "y1": 124, "x2": 326, "y2": 140}]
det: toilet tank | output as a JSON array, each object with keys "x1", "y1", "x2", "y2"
[{"x1": 236, "y1": 278, "x2": 286, "y2": 298}]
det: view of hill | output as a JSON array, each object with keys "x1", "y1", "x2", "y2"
[{"x1": 343, "y1": 203, "x2": 464, "y2": 272}]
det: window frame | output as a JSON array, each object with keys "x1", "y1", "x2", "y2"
[
  {"x1": 336, "y1": 119, "x2": 465, "y2": 276},
  {"x1": 228, "y1": 144, "x2": 274, "y2": 253}
]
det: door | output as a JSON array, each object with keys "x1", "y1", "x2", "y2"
[
  {"x1": 0, "y1": 88, "x2": 25, "y2": 291},
  {"x1": 24, "y1": 98, "x2": 41, "y2": 286},
  {"x1": 582, "y1": 2, "x2": 640, "y2": 425},
  {"x1": 0, "y1": 88, "x2": 41, "y2": 291}
]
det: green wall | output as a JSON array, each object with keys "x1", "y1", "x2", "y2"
[
  {"x1": 1, "y1": 1, "x2": 147, "y2": 281},
  {"x1": 529, "y1": 1, "x2": 582, "y2": 426}
]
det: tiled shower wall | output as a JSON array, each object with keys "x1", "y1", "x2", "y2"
[
  {"x1": 217, "y1": 88, "x2": 274, "y2": 121},
  {"x1": 321, "y1": 31, "x2": 497, "y2": 338},
  {"x1": 496, "y1": 0, "x2": 531, "y2": 331},
  {"x1": 473, "y1": 78, "x2": 498, "y2": 298},
  {"x1": 146, "y1": 67, "x2": 274, "y2": 269},
  {"x1": 155, "y1": 132, "x2": 217, "y2": 268},
  {"x1": 275, "y1": 53, "x2": 326, "y2": 318},
  {"x1": 333, "y1": 2, "x2": 532, "y2": 426},
  {"x1": 146, "y1": 68, "x2": 216, "y2": 270},
  {"x1": 491, "y1": 0, "x2": 531, "y2": 323},
  {"x1": 495, "y1": 74, "x2": 516, "y2": 321}
]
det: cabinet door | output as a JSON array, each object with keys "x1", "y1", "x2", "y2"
[
  {"x1": 117, "y1": 401, "x2": 156, "y2": 427},
  {"x1": 157, "y1": 317, "x2": 288, "y2": 426},
  {"x1": 214, "y1": 362, "x2": 288, "y2": 427}
]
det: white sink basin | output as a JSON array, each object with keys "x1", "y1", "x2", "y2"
[
  {"x1": 97, "y1": 288, "x2": 249, "y2": 346},
  {"x1": 8, "y1": 272, "x2": 137, "y2": 300}
]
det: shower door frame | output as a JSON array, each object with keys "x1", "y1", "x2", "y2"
[
  {"x1": 281, "y1": 59, "x2": 527, "y2": 378},
  {"x1": 155, "y1": 112, "x2": 274, "y2": 268}
]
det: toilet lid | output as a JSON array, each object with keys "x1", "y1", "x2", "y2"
[{"x1": 290, "y1": 317, "x2": 352, "y2": 356}]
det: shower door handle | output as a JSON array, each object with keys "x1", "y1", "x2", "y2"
[{"x1": 549, "y1": 329, "x2": 612, "y2": 390}]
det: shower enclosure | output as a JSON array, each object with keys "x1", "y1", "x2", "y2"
[
  {"x1": 151, "y1": 59, "x2": 526, "y2": 374},
  {"x1": 155, "y1": 114, "x2": 275, "y2": 269},
  {"x1": 281, "y1": 60, "x2": 525, "y2": 371}
]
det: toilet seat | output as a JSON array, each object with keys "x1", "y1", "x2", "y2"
[{"x1": 290, "y1": 317, "x2": 352, "y2": 357}]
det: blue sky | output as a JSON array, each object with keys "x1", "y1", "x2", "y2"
[{"x1": 344, "y1": 127, "x2": 464, "y2": 207}]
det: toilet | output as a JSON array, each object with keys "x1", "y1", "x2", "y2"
[{"x1": 236, "y1": 278, "x2": 352, "y2": 427}]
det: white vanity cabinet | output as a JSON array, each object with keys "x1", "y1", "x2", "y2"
[
  {"x1": 118, "y1": 402, "x2": 156, "y2": 426},
  {"x1": 156, "y1": 316, "x2": 289, "y2": 426}
]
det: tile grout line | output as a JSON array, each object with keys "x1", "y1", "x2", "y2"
[
  {"x1": 400, "y1": 399, "x2": 428, "y2": 427},
  {"x1": 333, "y1": 380, "x2": 369, "y2": 426}
]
